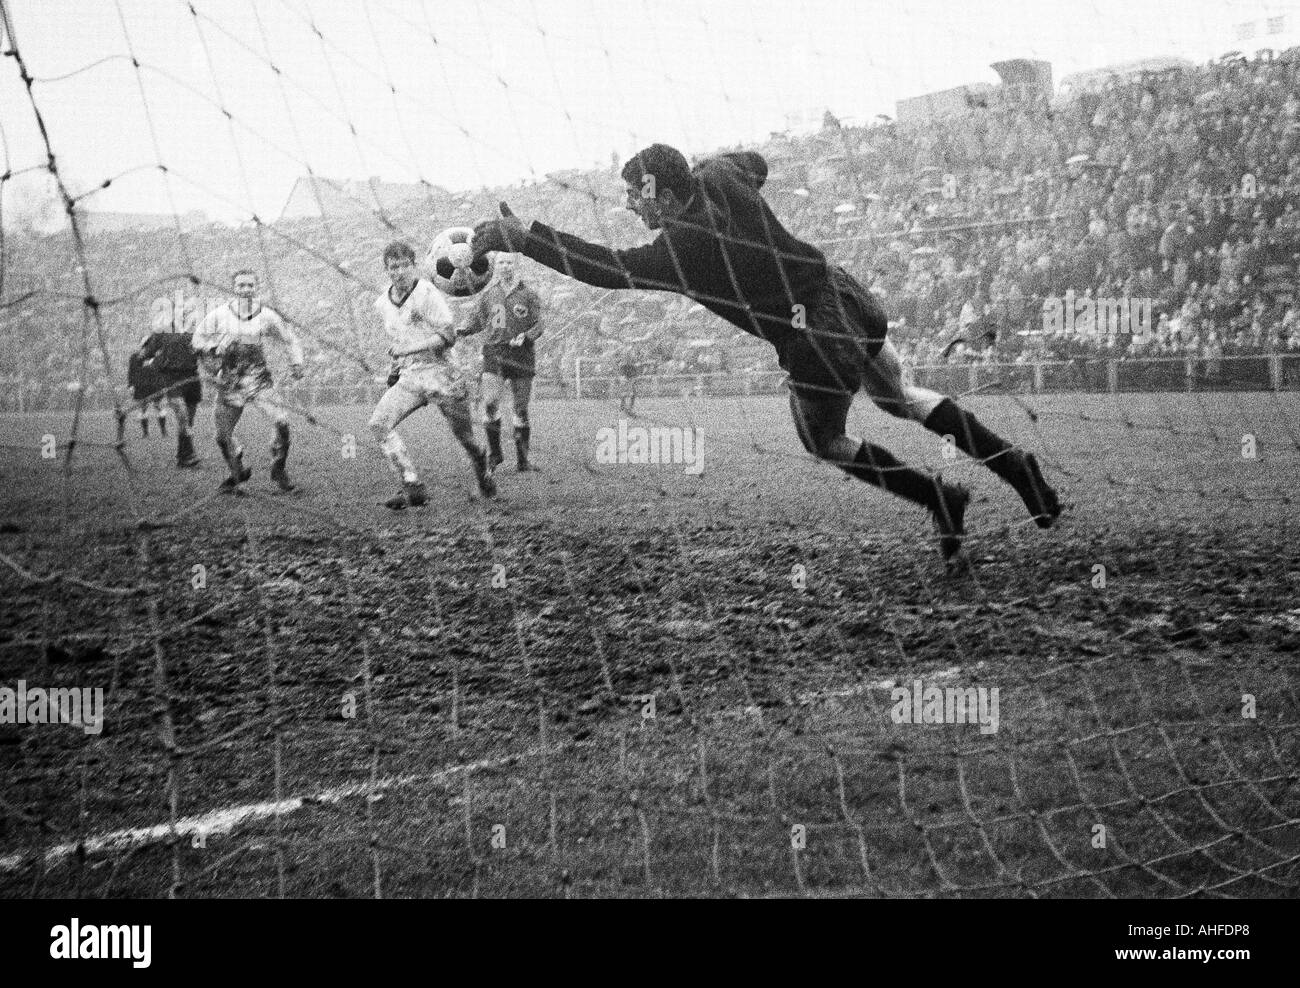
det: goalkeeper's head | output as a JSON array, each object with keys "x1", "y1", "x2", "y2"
[{"x1": 621, "y1": 143, "x2": 694, "y2": 231}]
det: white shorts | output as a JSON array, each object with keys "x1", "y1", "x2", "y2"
[
  {"x1": 370, "y1": 367, "x2": 469, "y2": 434},
  {"x1": 401, "y1": 364, "x2": 467, "y2": 404}
]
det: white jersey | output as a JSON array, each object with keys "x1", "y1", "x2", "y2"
[
  {"x1": 374, "y1": 279, "x2": 462, "y2": 377},
  {"x1": 193, "y1": 302, "x2": 303, "y2": 398}
]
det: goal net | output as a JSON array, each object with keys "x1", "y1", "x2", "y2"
[{"x1": 1, "y1": 0, "x2": 1297, "y2": 898}]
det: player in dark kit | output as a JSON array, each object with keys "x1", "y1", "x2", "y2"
[
  {"x1": 140, "y1": 321, "x2": 203, "y2": 468},
  {"x1": 126, "y1": 341, "x2": 165, "y2": 438},
  {"x1": 472, "y1": 143, "x2": 1060, "y2": 567},
  {"x1": 456, "y1": 253, "x2": 544, "y2": 471}
]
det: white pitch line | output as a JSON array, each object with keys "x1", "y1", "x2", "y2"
[
  {"x1": 0, "y1": 750, "x2": 534, "y2": 874},
  {"x1": 4, "y1": 665, "x2": 987, "y2": 875}
]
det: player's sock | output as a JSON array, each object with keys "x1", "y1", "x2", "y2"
[
  {"x1": 176, "y1": 432, "x2": 200, "y2": 468},
  {"x1": 158, "y1": 414, "x2": 167, "y2": 437},
  {"x1": 842, "y1": 442, "x2": 943, "y2": 511},
  {"x1": 270, "y1": 423, "x2": 295, "y2": 491},
  {"x1": 923, "y1": 398, "x2": 1060, "y2": 527},
  {"x1": 470, "y1": 446, "x2": 498, "y2": 498},
  {"x1": 514, "y1": 425, "x2": 531, "y2": 471},
  {"x1": 379, "y1": 432, "x2": 417, "y2": 485},
  {"x1": 140, "y1": 416, "x2": 149, "y2": 437},
  {"x1": 217, "y1": 437, "x2": 250, "y2": 485},
  {"x1": 485, "y1": 420, "x2": 504, "y2": 468},
  {"x1": 923, "y1": 397, "x2": 1011, "y2": 465}
]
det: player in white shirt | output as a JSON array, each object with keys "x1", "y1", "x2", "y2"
[
  {"x1": 369, "y1": 241, "x2": 497, "y2": 509},
  {"x1": 192, "y1": 269, "x2": 305, "y2": 492}
]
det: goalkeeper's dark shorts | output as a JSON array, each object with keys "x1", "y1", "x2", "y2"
[
  {"x1": 482, "y1": 343, "x2": 536, "y2": 380},
  {"x1": 779, "y1": 265, "x2": 889, "y2": 400}
]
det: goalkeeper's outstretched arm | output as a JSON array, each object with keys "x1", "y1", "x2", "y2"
[{"x1": 474, "y1": 204, "x2": 683, "y2": 293}]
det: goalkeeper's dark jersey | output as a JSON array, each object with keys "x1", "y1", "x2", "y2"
[{"x1": 520, "y1": 152, "x2": 830, "y2": 356}]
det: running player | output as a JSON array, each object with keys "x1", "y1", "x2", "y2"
[
  {"x1": 192, "y1": 270, "x2": 304, "y2": 492},
  {"x1": 370, "y1": 240, "x2": 497, "y2": 509},
  {"x1": 456, "y1": 253, "x2": 544, "y2": 471},
  {"x1": 141, "y1": 313, "x2": 203, "y2": 468},
  {"x1": 127, "y1": 340, "x2": 166, "y2": 438}
]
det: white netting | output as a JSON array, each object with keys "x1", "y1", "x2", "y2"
[{"x1": 1, "y1": 0, "x2": 1298, "y2": 897}]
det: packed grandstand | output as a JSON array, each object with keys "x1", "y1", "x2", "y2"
[{"x1": 4, "y1": 47, "x2": 1299, "y2": 410}]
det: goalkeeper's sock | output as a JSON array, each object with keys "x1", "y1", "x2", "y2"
[
  {"x1": 922, "y1": 398, "x2": 1013, "y2": 470},
  {"x1": 923, "y1": 398, "x2": 1060, "y2": 526},
  {"x1": 140, "y1": 417, "x2": 149, "y2": 437},
  {"x1": 842, "y1": 442, "x2": 943, "y2": 511}
]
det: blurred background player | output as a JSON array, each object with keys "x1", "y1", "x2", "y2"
[
  {"x1": 456, "y1": 253, "x2": 544, "y2": 471},
  {"x1": 615, "y1": 329, "x2": 654, "y2": 414},
  {"x1": 192, "y1": 269, "x2": 304, "y2": 492},
  {"x1": 370, "y1": 240, "x2": 496, "y2": 509},
  {"x1": 473, "y1": 143, "x2": 1060, "y2": 567},
  {"x1": 126, "y1": 338, "x2": 165, "y2": 438},
  {"x1": 140, "y1": 306, "x2": 203, "y2": 468}
]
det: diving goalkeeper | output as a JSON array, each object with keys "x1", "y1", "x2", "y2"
[{"x1": 471, "y1": 143, "x2": 1060, "y2": 567}]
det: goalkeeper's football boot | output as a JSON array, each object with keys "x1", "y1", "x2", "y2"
[
  {"x1": 485, "y1": 420, "x2": 505, "y2": 470},
  {"x1": 1012, "y1": 451, "x2": 1061, "y2": 529}
]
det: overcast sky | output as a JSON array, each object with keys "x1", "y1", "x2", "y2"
[{"x1": 0, "y1": 0, "x2": 1290, "y2": 222}]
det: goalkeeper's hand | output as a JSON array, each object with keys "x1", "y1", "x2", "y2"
[
  {"x1": 509, "y1": 333, "x2": 527, "y2": 348},
  {"x1": 387, "y1": 367, "x2": 401, "y2": 388},
  {"x1": 472, "y1": 202, "x2": 528, "y2": 258}
]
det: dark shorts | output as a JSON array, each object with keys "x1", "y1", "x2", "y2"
[
  {"x1": 171, "y1": 379, "x2": 203, "y2": 406},
  {"x1": 779, "y1": 265, "x2": 889, "y2": 399},
  {"x1": 144, "y1": 376, "x2": 200, "y2": 404},
  {"x1": 482, "y1": 344, "x2": 536, "y2": 380}
]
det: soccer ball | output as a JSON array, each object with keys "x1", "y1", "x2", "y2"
[{"x1": 426, "y1": 226, "x2": 494, "y2": 298}]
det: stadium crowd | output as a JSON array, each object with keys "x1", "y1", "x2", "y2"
[{"x1": 4, "y1": 47, "x2": 1299, "y2": 407}]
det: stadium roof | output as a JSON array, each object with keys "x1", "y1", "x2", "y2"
[{"x1": 1059, "y1": 56, "x2": 1195, "y2": 93}]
